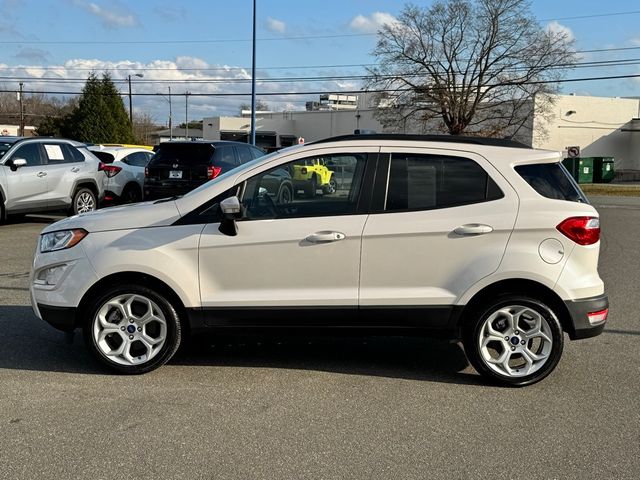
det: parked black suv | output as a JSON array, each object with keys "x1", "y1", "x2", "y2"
[{"x1": 144, "y1": 141, "x2": 264, "y2": 200}]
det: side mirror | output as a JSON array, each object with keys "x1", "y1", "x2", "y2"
[
  {"x1": 218, "y1": 196, "x2": 241, "y2": 236},
  {"x1": 5, "y1": 158, "x2": 27, "y2": 171}
]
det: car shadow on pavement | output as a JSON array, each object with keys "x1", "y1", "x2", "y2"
[{"x1": 0, "y1": 305, "x2": 483, "y2": 385}]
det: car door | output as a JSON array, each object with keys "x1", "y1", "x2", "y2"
[
  {"x1": 41, "y1": 142, "x2": 85, "y2": 207},
  {"x1": 359, "y1": 148, "x2": 518, "y2": 326},
  {"x1": 121, "y1": 151, "x2": 150, "y2": 188},
  {"x1": 2, "y1": 142, "x2": 48, "y2": 212},
  {"x1": 197, "y1": 149, "x2": 375, "y2": 324}
]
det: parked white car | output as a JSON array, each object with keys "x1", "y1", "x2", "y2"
[
  {"x1": 88, "y1": 146, "x2": 154, "y2": 204},
  {"x1": 30, "y1": 134, "x2": 608, "y2": 386},
  {"x1": 1, "y1": 136, "x2": 104, "y2": 220}
]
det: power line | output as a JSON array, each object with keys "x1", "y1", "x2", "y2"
[{"x1": 2, "y1": 73, "x2": 639, "y2": 97}]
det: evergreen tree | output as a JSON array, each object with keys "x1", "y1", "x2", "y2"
[{"x1": 68, "y1": 72, "x2": 135, "y2": 143}]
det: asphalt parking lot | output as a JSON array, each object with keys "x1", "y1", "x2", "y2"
[{"x1": 0, "y1": 199, "x2": 639, "y2": 480}]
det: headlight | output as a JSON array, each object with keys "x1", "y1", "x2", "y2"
[{"x1": 40, "y1": 229, "x2": 88, "y2": 253}]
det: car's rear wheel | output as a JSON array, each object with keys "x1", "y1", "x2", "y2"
[
  {"x1": 72, "y1": 187, "x2": 97, "y2": 215},
  {"x1": 323, "y1": 176, "x2": 337, "y2": 194},
  {"x1": 83, "y1": 285, "x2": 182, "y2": 374},
  {"x1": 121, "y1": 184, "x2": 142, "y2": 204},
  {"x1": 463, "y1": 296, "x2": 564, "y2": 386}
]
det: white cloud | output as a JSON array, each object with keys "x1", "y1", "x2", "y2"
[
  {"x1": 349, "y1": 12, "x2": 396, "y2": 34},
  {"x1": 631, "y1": 38, "x2": 640, "y2": 46},
  {"x1": 546, "y1": 21, "x2": 574, "y2": 42},
  {"x1": 72, "y1": 0, "x2": 137, "y2": 28},
  {"x1": 266, "y1": 17, "x2": 286, "y2": 34}
]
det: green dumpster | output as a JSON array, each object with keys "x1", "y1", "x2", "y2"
[
  {"x1": 563, "y1": 157, "x2": 594, "y2": 183},
  {"x1": 593, "y1": 157, "x2": 615, "y2": 183}
]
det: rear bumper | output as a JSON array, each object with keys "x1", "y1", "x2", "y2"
[
  {"x1": 144, "y1": 184, "x2": 197, "y2": 200},
  {"x1": 564, "y1": 294, "x2": 609, "y2": 340}
]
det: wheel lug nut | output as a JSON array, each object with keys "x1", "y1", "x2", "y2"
[
  {"x1": 521, "y1": 340, "x2": 526, "y2": 345},
  {"x1": 129, "y1": 319, "x2": 134, "y2": 323},
  {"x1": 129, "y1": 335, "x2": 134, "y2": 340},
  {"x1": 504, "y1": 336, "x2": 509, "y2": 341},
  {"x1": 120, "y1": 326, "x2": 125, "y2": 331},
  {"x1": 137, "y1": 327, "x2": 142, "y2": 332},
  {"x1": 514, "y1": 330, "x2": 519, "y2": 335},
  {"x1": 510, "y1": 346, "x2": 516, "y2": 351}
]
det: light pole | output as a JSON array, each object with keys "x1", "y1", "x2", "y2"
[
  {"x1": 250, "y1": 0, "x2": 257, "y2": 146},
  {"x1": 128, "y1": 73, "x2": 144, "y2": 125},
  {"x1": 168, "y1": 86, "x2": 173, "y2": 141},
  {"x1": 185, "y1": 91, "x2": 191, "y2": 140},
  {"x1": 18, "y1": 82, "x2": 24, "y2": 137}
]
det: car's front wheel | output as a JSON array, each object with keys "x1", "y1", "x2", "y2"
[
  {"x1": 463, "y1": 296, "x2": 564, "y2": 386},
  {"x1": 83, "y1": 285, "x2": 182, "y2": 374}
]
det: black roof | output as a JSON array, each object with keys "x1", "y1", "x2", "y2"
[{"x1": 311, "y1": 134, "x2": 531, "y2": 149}]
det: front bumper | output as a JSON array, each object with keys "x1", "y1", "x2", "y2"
[
  {"x1": 564, "y1": 294, "x2": 609, "y2": 340},
  {"x1": 38, "y1": 304, "x2": 77, "y2": 332}
]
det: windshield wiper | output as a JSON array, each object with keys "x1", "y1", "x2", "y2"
[{"x1": 154, "y1": 195, "x2": 182, "y2": 204}]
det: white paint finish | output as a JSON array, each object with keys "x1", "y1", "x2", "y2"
[
  {"x1": 539, "y1": 238, "x2": 565, "y2": 264},
  {"x1": 555, "y1": 241, "x2": 604, "y2": 300},
  {"x1": 199, "y1": 215, "x2": 367, "y2": 307}
]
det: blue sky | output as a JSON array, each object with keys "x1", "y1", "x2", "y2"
[{"x1": 1, "y1": 0, "x2": 639, "y2": 124}]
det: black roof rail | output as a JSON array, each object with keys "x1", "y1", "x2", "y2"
[{"x1": 309, "y1": 134, "x2": 531, "y2": 149}]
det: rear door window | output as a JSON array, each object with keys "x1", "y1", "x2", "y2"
[
  {"x1": 515, "y1": 163, "x2": 587, "y2": 203},
  {"x1": 213, "y1": 146, "x2": 238, "y2": 172},
  {"x1": 235, "y1": 146, "x2": 253, "y2": 164},
  {"x1": 385, "y1": 154, "x2": 503, "y2": 211}
]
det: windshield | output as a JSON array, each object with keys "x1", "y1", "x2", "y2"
[{"x1": 0, "y1": 141, "x2": 16, "y2": 158}]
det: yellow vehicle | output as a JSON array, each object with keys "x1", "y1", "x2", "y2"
[
  {"x1": 102, "y1": 144, "x2": 154, "y2": 151},
  {"x1": 291, "y1": 158, "x2": 337, "y2": 197}
]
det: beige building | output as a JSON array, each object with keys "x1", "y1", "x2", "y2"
[
  {"x1": 203, "y1": 93, "x2": 640, "y2": 172},
  {"x1": 533, "y1": 94, "x2": 640, "y2": 171}
]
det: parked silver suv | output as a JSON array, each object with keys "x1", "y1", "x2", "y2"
[{"x1": 0, "y1": 137, "x2": 104, "y2": 220}]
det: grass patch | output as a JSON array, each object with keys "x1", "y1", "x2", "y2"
[{"x1": 580, "y1": 184, "x2": 640, "y2": 197}]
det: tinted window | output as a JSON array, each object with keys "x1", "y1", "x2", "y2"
[
  {"x1": 0, "y1": 142, "x2": 15, "y2": 158},
  {"x1": 150, "y1": 143, "x2": 214, "y2": 166},
  {"x1": 386, "y1": 154, "x2": 503, "y2": 211},
  {"x1": 249, "y1": 146, "x2": 265, "y2": 159},
  {"x1": 515, "y1": 163, "x2": 587, "y2": 203},
  {"x1": 213, "y1": 146, "x2": 238, "y2": 172},
  {"x1": 236, "y1": 146, "x2": 253, "y2": 164},
  {"x1": 60, "y1": 144, "x2": 84, "y2": 163},
  {"x1": 242, "y1": 154, "x2": 366, "y2": 220},
  {"x1": 12, "y1": 143, "x2": 43, "y2": 166},
  {"x1": 91, "y1": 151, "x2": 115, "y2": 164},
  {"x1": 42, "y1": 143, "x2": 79, "y2": 164}
]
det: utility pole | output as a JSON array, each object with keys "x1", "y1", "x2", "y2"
[
  {"x1": 168, "y1": 86, "x2": 173, "y2": 141},
  {"x1": 18, "y1": 82, "x2": 24, "y2": 137},
  {"x1": 128, "y1": 73, "x2": 143, "y2": 125}
]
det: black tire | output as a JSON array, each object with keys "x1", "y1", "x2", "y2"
[
  {"x1": 121, "y1": 184, "x2": 142, "y2": 204},
  {"x1": 305, "y1": 176, "x2": 317, "y2": 198},
  {"x1": 278, "y1": 184, "x2": 293, "y2": 204},
  {"x1": 0, "y1": 197, "x2": 5, "y2": 224},
  {"x1": 82, "y1": 284, "x2": 182, "y2": 374},
  {"x1": 71, "y1": 187, "x2": 97, "y2": 215},
  {"x1": 463, "y1": 295, "x2": 564, "y2": 387}
]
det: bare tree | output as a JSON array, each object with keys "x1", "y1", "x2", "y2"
[
  {"x1": 133, "y1": 112, "x2": 161, "y2": 145},
  {"x1": 368, "y1": 0, "x2": 576, "y2": 139},
  {"x1": 239, "y1": 100, "x2": 270, "y2": 114}
]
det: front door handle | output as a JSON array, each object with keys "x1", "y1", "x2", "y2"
[
  {"x1": 305, "y1": 231, "x2": 346, "y2": 243},
  {"x1": 453, "y1": 224, "x2": 493, "y2": 236},
  {"x1": 37, "y1": 171, "x2": 47, "y2": 177}
]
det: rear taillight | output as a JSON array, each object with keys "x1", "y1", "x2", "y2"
[
  {"x1": 587, "y1": 308, "x2": 608, "y2": 325},
  {"x1": 207, "y1": 166, "x2": 222, "y2": 180},
  {"x1": 556, "y1": 216, "x2": 600, "y2": 245},
  {"x1": 98, "y1": 162, "x2": 122, "y2": 178}
]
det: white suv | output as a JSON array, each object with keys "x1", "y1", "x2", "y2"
[
  {"x1": 30, "y1": 135, "x2": 608, "y2": 386},
  {"x1": 88, "y1": 146, "x2": 154, "y2": 204},
  {"x1": 1, "y1": 136, "x2": 104, "y2": 219}
]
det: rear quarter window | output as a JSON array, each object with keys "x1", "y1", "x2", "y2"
[{"x1": 515, "y1": 163, "x2": 587, "y2": 203}]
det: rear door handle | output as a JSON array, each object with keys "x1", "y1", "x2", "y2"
[
  {"x1": 37, "y1": 171, "x2": 47, "y2": 177},
  {"x1": 70, "y1": 167, "x2": 80, "y2": 173},
  {"x1": 305, "y1": 231, "x2": 346, "y2": 243},
  {"x1": 453, "y1": 224, "x2": 493, "y2": 236}
]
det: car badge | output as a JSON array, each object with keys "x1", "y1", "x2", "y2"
[{"x1": 172, "y1": 163, "x2": 178, "y2": 168}]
